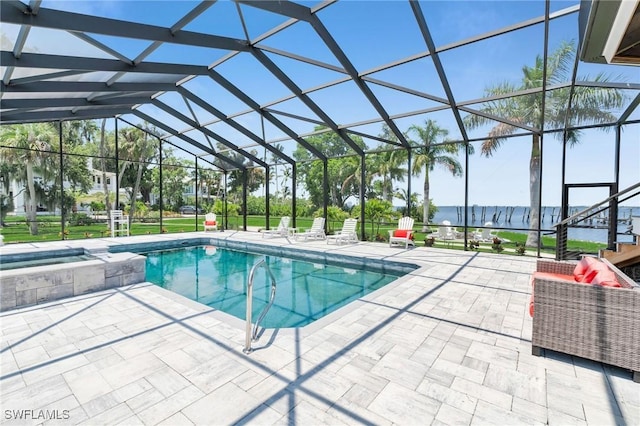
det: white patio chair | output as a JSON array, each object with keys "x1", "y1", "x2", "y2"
[
  {"x1": 388, "y1": 216, "x2": 415, "y2": 248},
  {"x1": 297, "y1": 217, "x2": 326, "y2": 241},
  {"x1": 110, "y1": 210, "x2": 129, "y2": 237},
  {"x1": 262, "y1": 216, "x2": 291, "y2": 238},
  {"x1": 437, "y1": 220, "x2": 456, "y2": 241},
  {"x1": 474, "y1": 221, "x2": 496, "y2": 241},
  {"x1": 327, "y1": 218, "x2": 359, "y2": 245},
  {"x1": 203, "y1": 213, "x2": 217, "y2": 231}
]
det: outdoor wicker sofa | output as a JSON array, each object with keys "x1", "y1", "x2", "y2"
[{"x1": 531, "y1": 258, "x2": 640, "y2": 382}]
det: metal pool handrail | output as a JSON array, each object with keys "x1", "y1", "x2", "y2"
[{"x1": 243, "y1": 258, "x2": 277, "y2": 354}]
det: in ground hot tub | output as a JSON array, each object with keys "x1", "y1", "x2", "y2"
[{"x1": 0, "y1": 249, "x2": 146, "y2": 311}]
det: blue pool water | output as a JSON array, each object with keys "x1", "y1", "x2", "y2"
[{"x1": 145, "y1": 245, "x2": 403, "y2": 328}]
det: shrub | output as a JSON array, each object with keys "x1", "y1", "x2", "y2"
[
  {"x1": 319, "y1": 206, "x2": 349, "y2": 233},
  {"x1": 68, "y1": 213, "x2": 94, "y2": 226},
  {"x1": 90, "y1": 201, "x2": 105, "y2": 211}
]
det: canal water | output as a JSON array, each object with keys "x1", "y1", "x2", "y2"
[{"x1": 432, "y1": 206, "x2": 639, "y2": 243}]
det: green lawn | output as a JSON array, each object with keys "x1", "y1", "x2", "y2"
[
  {"x1": 0, "y1": 215, "x2": 323, "y2": 243},
  {"x1": 0, "y1": 214, "x2": 606, "y2": 256}
]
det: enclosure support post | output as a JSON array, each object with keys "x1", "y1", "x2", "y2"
[
  {"x1": 407, "y1": 148, "x2": 412, "y2": 220},
  {"x1": 265, "y1": 166, "x2": 270, "y2": 230},
  {"x1": 360, "y1": 154, "x2": 365, "y2": 241},
  {"x1": 323, "y1": 159, "x2": 328, "y2": 231},
  {"x1": 223, "y1": 172, "x2": 228, "y2": 230},
  {"x1": 614, "y1": 125, "x2": 621, "y2": 188},
  {"x1": 58, "y1": 121, "x2": 65, "y2": 239},
  {"x1": 537, "y1": 133, "x2": 544, "y2": 258},
  {"x1": 242, "y1": 169, "x2": 247, "y2": 231},
  {"x1": 195, "y1": 157, "x2": 199, "y2": 231},
  {"x1": 537, "y1": 1, "x2": 550, "y2": 259},
  {"x1": 262, "y1": 115, "x2": 270, "y2": 231},
  {"x1": 115, "y1": 118, "x2": 119, "y2": 210},
  {"x1": 292, "y1": 163, "x2": 297, "y2": 228},
  {"x1": 159, "y1": 138, "x2": 163, "y2": 232},
  {"x1": 610, "y1": 125, "x2": 622, "y2": 250},
  {"x1": 464, "y1": 142, "x2": 469, "y2": 248}
]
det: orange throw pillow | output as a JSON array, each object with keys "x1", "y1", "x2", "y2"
[
  {"x1": 393, "y1": 230, "x2": 408, "y2": 238},
  {"x1": 573, "y1": 257, "x2": 597, "y2": 281},
  {"x1": 578, "y1": 258, "x2": 607, "y2": 283},
  {"x1": 205, "y1": 221, "x2": 216, "y2": 226}
]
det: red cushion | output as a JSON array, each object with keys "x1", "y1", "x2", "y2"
[
  {"x1": 529, "y1": 262, "x2": 622, "y2": 317},
  {"x1": 573, "y1": 257, "x2": 598, "y2": 281},
  {"x1": 205, "y1": 221, "x2": 216, "y2": 226},
  {"x1": 591, "y1": 269, "x2": 622, "y2": 287},
  {"x1": 393, "y1": 230, "x2": 408, "y2": 238}
]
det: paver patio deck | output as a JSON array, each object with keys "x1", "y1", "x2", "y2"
[{"x1": 1, "y1": 231, "x2": 638, "y2": 425}]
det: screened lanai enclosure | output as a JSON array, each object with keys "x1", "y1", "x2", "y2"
[{"x1": 0, "y1": 0, "x2": 638, "y2": 258}]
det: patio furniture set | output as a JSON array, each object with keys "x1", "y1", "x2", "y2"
[
  {"x1": 259, "y1": 216, "x2": 362, "y2": 244},
  {"x1": 530, "y1": 256, "x2": 640, "y2": 382}
]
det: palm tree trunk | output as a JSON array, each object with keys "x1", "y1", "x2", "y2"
[
  {"x1": 526, "y1": 134, "x2": 541, "y2": 247},
  {"x1": 422, "y1": 171, "x2": 430, "y2": 232},
  {"x1": 130, "y1": 159, "x2": 144, "y2": 227},
  {"x1": 382, "y1": 175, "x2": 388, "y2": 201},
  {"x1": 117, "y1": 160, "x2": 131, "y2": 200},
  {"x1": 25, "y1": 161, "x2": 38, "y2": 235},
  {"x1": 273, "y1": 164, "x2": 278, "y2": 204}
]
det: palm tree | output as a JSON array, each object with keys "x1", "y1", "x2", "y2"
[
  {"x1": 195, "y1": 167, "x2": 220, "y2": 205},
  {"x1": 408, "y1": 119, "x2": 465, "y2": 232},
  {"x1": 98, "y1": 119, "x2": 111, "y2": 217},
  {"x1": 280, "y1": 166, "x2": 292, "y2": 200},
  {"x1": 0, "y1": 123, "x2": 55, "y2": 235},
  {"x1": 340, "y1": 155, "x2": 375, "y2": 205},
  {"x1": 269, "y1": 143, "x2": 285, "y2": 203},
  {"x1": 118, "y1": 126, "x2": 157, "y2": 226},
  {"x1": 376, "y1": 125, "x2": 408, "y2": 202},
  {"x1": 464, "y1": 41, "x2": 625, "y2": 247},
  {"x1": 377, "y1": 149, "x2": 407, "y2": 202}
]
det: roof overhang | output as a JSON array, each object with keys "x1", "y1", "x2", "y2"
[{"x1": 579, "y1": 0, "x2": 640, "y2": 65}]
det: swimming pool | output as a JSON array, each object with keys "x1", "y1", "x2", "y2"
[{"x1": 144, "y1": 245, "x2": 410, "y2": 328}]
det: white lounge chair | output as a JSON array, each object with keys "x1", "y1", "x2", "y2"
[
  {"x1": 474, "y1": 221, "x2": 496, "y2": 241},
  {"x1": 327, "y1": 218, "x2": 359, "y2": 245},
  {"x1": 203, "y1": 213, "x2": 217, "y2": 231},
  {"x1": 262, "y1": 216, "x2": 291, "y2": 238},
  {"x1": 389, "y1": 216, "x2": 415, "y2": 248},
  {"x1": 297, "y1": 217, "x2": 326, "y2": 241}
]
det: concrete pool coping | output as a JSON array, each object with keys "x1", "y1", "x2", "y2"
[{"x1": 1, "y1": 231, "x2": 638, "y2": 425}]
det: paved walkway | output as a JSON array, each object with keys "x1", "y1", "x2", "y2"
[{"x1": 1, "y1": 232, "x2": 638, "y2": 425}]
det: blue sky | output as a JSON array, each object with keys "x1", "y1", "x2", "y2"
[{"x1": 8, "y1": 1, "x2": 640, "y2": 206}]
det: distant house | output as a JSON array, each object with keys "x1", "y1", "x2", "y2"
[
  {"x1": 87, "y1": 158, "x2": 117, "y2": 195},
  {"x1": 148, "y1": 176, "x2": 199, "y2": 207},
  {"x1": 5, "y1": 158, "x2": 119, "y2": 215}
]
